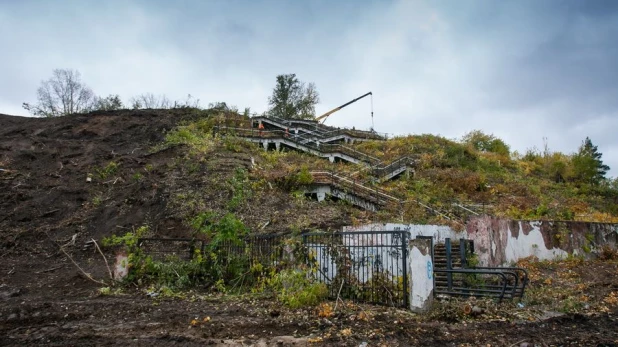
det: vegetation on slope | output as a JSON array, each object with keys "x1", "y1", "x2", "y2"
[
  {"x1": 354, "y1": 131, "x2": 618, "y2": 223},
  {"x1": 156, "y1": 110, "x2": 617, "y2": 225}
]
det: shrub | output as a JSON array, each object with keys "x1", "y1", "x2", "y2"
[
  {"x1": 96, "y1": 161, "x2": 119, "y2": 179},
  {"x1": 262, "y1": 268, "x2": 328, "y2": 308}
]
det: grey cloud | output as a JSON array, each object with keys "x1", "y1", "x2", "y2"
[{"x1": 1, "y1": 0, "x2": 617, "y2": 176}]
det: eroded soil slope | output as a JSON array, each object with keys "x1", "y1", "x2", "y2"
[
  {"x1": 0, "y1": 110, "x2": 348, "y2": 254},
  {"x1": 2, "y1": 110, "x2": 618, "y2": 346}
]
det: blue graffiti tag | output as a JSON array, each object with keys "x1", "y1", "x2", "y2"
[{"x1": 427, "y1": 261, "x2": 432, "y2": 279}]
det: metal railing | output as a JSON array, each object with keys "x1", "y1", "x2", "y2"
[
  {"x1": 250, "y1": 114, "x2": 388, "y2": 140},
  {"x1": 353, "y1": 155, "x2": 416, "y2": 183},
  {"x1": 470, "y1": 267, "x2": 529, "y2": 299},
  {"x1": 213, "y1": 126, "x2": 468, "y2": 223},
  {"x1": 433, "y1": 238, "x2": 529, "y2": 301},
  {"x1": 433, "y1": 269, "x2": 513, "y2": 301},
  {"x1": 138, "y1": 230, "x2": 411, "y2": 308},
  {"x1": 310, "y1": 170, "x2": 400, "y2": 205},
  {"x1": 137, "y1": 238, "x2": 199, "y2": 261},
  {"x1": 303, "y1": 230, "x2": 409, "y2": 307},
  {"x1": 138, "y1": 233, "x2": 289, "y2": 263},
  {"x1": 213, "y1": 126, "x2": 381, "y2": 165}
]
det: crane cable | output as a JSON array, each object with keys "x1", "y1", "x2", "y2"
[{"x1": 370, "y1": 93, "x2": 374, "y2": 131}]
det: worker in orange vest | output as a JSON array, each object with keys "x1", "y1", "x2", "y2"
[{"x1": 258, "y1": 121, "x2": 264, "y2": 137}]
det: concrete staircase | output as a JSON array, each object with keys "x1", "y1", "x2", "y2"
[
  {"x1": 214, "y1": 126, "x2": 379, "y2": 165},
  {"x1": 213, "y1": 124, "x2": 469, "y2": 222},
  {"x1": 432, "y1": 240, "x2": 529, "y2": 301},
  {"x1": 251, "y1": 115, "x2": 385, "y2": 144},
  {"x1": 433, "y1": 242, "x2": 464, "y2": 289},
  {"x1": 309, "y1": 171, "x2": 400, "y2": 211}
]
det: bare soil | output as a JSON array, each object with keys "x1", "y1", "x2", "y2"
[
  {"x1": 1, "y1": 257, "x2": 618, "y2": 346},
  {"x1": 1, "y1": 111, "x2": 618, "y2": 346}
]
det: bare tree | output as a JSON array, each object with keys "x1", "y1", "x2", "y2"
[
  {"x1": 129, "y1": 93, "x2": 171, "y2": 109},
  {"x1": 23, "y1": 69, "x2": 95, "y2": 117},
  {"x1": 92, "y1": 94, "x2": 123, "y2": 111},
  {"x1": 173, "y1": 94, "x2": 200, "y2": 109}
]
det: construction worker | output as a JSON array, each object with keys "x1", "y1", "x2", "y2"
[
  {"x1": 258, "y1": 121, "x2": 264, "y2": 137},
  {"x1": 285, "y1": 127, "x2": 290, "y2": 138}
]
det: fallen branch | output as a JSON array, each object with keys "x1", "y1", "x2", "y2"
[
  {"x1": 60, "y1": 247, "x2": 107, "y2": 286},
  {"x1": 508, "y1": 339, "x2": 528, "y2": 347},
  {"x1": 39, "y1": 209, "x2": 59, "y2": 218},
  {"x1": 91, "y1": 238, "x2": 114, "y2": 282},
  {"x1": 334, "y1": 279, "x2": 345, "y2": 311},
  {"x1": 102, "y1": 177, "x2": 120, "y2": 185},
  {"x1": 35, "y1": 265, "x2": 63, "y2": 274},
  {"x1": 62, "y1": 234, "x2": 78, "y2": 248}
]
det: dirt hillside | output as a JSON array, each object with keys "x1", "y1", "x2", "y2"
[
  {"x1": 2, "y1": 110, "x2": 618, "y2": 346},
  {"x1": 0, "y1": 109, "x2": 349, "y2": 255}
]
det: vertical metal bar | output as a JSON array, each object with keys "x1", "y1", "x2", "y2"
[
  {"x1": 401, "y1": 231, "x2": 409, "y2": 308},
  {"x1": 460, "y1": 238, "x2": 467, "y2": 268},
  {"x1": 373, "y1": 233, "x2": 378, "y2": 304},
  {"x1": 302, "y1": 233, "x2": 308, "y2": 275},
  {"x1": 445, "y1": 238, "x2": 453, "y2": 291},
  {"x1": 342, "y1": 233, "x2": 346, "y2": 301}
]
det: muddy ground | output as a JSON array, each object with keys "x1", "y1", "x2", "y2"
[
  {"x1": 2, "y1": 250, "x2": 618, "y2": 346},
  {"x1": 1, "y1": 110, "x2": 618, "y2": 346}
]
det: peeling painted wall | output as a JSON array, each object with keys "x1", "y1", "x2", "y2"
[
  {"x1": 467, "y1": 216, "x2": 618, "y2": 266},
  {"x1": 346, "y1": 219, "x2": 618, "y2": 267},
  {"x1": 408, "y1": 238, "x2": 433, "y2": 312}
]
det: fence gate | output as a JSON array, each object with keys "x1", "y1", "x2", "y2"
[{"x1": 302, "y1": 231, "x2": 409, "y2": 308}]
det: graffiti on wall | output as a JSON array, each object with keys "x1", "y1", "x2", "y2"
[
  {"x1": 344, "y1": 219, "x2": 618, "y2": 267},
  {"x1": 466, "y1": 216, "x2": 618, "y2": 266}
]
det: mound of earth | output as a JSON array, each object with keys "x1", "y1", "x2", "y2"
[
  {"x1": 2, "y1": 110, "x2": 618, "y2": 345},
  {"x1": 0, "y1": 109, "x2": 350, "y2": 293}
]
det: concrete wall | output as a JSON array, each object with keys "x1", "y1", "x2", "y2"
[
  {"x1": 343, "y1": 223, "x2": 466, "y2": 243},
  {"x1": 310, "y1": 185, "x2": 378, "y2": 211},
  {"x1": 344, "y1": 219, "x2": 618, "y2": 267},
  {"x1": 307, "y1": 232, "x2": 405, "y2": 284},
  {"x1": 408, "y1": 238, "x2": 433, "y2": 312},
  {"x1": 466, "y1": 216, "x2": 618, "y2": 267}
]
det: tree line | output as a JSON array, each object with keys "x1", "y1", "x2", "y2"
[
  {"x1": 22, "y1": 69, "x2": 611, "y2": 185},
  {"x1": 23, "y1": 69, "x2": 319, "y2": 120},
  {"x1": 462, "y1": 130, "x2": 611, "y2": 185}
]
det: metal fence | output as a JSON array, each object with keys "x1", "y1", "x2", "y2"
[
  {"x1": 138, "y1": 230, "x2": 410, "y2": 308},
  {"x1": 302, "y1": 231, "x2": 409, "y2": 307},
  {"x1": 137, "y1": 238, "x2": 200, "y2": 261},
  {"x1": 137, "y1": 233, "x2": 288, "y2": 263},
  {"x1": 433, "y1": 238, "x2": 529, "y2": 301}
]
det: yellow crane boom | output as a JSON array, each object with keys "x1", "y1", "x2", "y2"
[{"x1": 315, "y1": 92, "x2": 373, "y2": 124}]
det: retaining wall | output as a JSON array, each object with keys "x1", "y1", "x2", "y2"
[{"x1": 345, "y1": 218, "x2": 618, "y2": 267}]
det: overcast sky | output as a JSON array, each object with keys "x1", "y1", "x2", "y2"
[{"x1": 1, "y1": 0, "x2": 617, "y2": 176}]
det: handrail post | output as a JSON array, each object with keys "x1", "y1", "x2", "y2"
[
  {"x1": 401, "y1": 231, "x2": 409, "y2": 308},
  {"x1": 460, "y1": 238, "x2": 467, "y2": 268},
  {"x1": 445, "y1": 238, "x2": 452, "y2": 291}
]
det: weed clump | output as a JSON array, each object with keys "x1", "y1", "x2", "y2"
[{"x1": 257, "y1": 268, "x2": 328, "y2": 309}]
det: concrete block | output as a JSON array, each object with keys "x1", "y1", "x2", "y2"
[{"x1": 409, "y1": 238, "x2": 434, "y2": 313}]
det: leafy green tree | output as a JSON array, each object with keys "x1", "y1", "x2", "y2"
[
  {"x1": 572, "y1": 137, "x2": 610, "y2": 185},
  {"x1": 23, "y1": 69, "x2": 95, "y2": 117},
  {"x1": 267, "y1": 74, "x2": 319, "y2": 120},
  {"x1": 462, "y1": 130, "x2": 510, "y2": 156}
]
